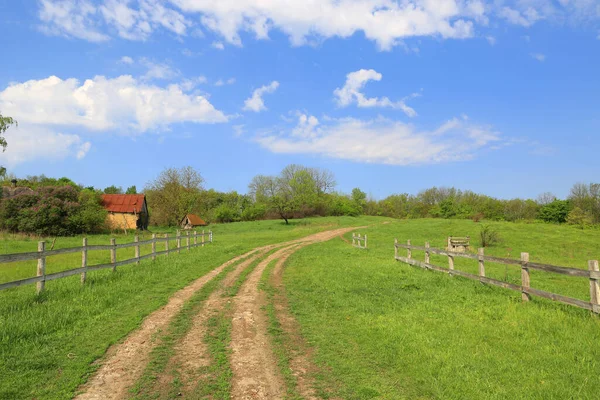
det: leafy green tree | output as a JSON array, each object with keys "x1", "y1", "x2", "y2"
[
  {"x1": 351, "y1": 188, "x2": 367, "y2": 213},
  {"x1": 0, "y1": 112, "x2": 17, "y2": 152},
  {"x1": 104, "y1": 185, "x2": 123, "y2": 194},
  {"x1": 126, "y1": 185, "x2": 137, "y2": 194},
  {"x1": 566, "y1": 207, "x2": 593, "y2": 229}
]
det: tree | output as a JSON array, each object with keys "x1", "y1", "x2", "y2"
[
  {"x1": 104, "y1": 185, "x2": 123, "y2": 194},
  {"x1": 249, "y1": 164, "x2": 335, "y2": 224},
  {"x1": 126, "y1": 185, "x2": 137, "y2": 194},
  {"x1": 538, "y1": 199, "x2": 570, "y2": 223},
  {"x1": 351, "y1": 188, "x2": 367, "y2": 213},
  {"x1": 537, "y1": 192, "x2": 557, "y2": 206},
  {"x1": 145, "y1": 166, "x2": 204, "y2": 226},
  {"x1": 0, "y1": 112, "x2": 17, "y2": 152}
]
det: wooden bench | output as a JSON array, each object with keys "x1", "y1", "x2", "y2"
[{"x1": 447, "y1": 236, "x2": 470, "y2": 253}]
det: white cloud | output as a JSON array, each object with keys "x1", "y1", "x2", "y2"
[
  {"x1": 333, "y1": 69, "x2": 419, "y2": 117},
  {"x1": 486, "y1": 36, "x2": 496, "y2": 45},
  {"x1": 120, "y1": 55, "x2": 134, "y2": 64},
  {"x1": 256, "y1": 114, "x2": 502, "y2": 165},
  {"x1": 498, "y1": 6, "x2": 541, "y2": 27},
  {"x1": 211, "y1": 41, "x2": 225, "y2": 50},
  {"x1": 243, "y1": 81, "x2": 279, "y2": 112},
  {"x1": 38, "y1": 0, "x2": 190, "y2": 42},
  {"x1": 530, "y1": 52, "x2": 546, "y2": 62},
  {"x1": 214, "y1": 77, "x2": 236, "y2": 87},
  {"x1": 0, "y1": 74, "x2": 227, "y2": 166},
  {"x1": 172, "y1": 0, "x2": 480, "y2": 50},
  {"x1": 181, "y1": 76, "x2": 208, "y2": 91},
  {"x1": 0, "y1": 125, "x2": 91, "y2": 166},
  {"x1": 140, "y1": 59, "x2": 180, "y2": 81},
  {"x1": 0, "y1": 75, "x2": 227, "y2": 133}
]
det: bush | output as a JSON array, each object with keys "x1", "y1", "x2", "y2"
[
  {"x1": 538, "y1": 200, "x2": 571, "y2": 223},
  {"x1": 479, "y1": 224, "x2": 500, "y2": 247},
  {"x1": 471, "y1": 212, "x2": 484, "y2": 223},
  {"x1": 0, "y1": 186, "x2": 107, "y2": 235},
  {"x1": 566, "y1": 207, "x2": 593, "y2": 229},
  {"x1": 214, "y1": 204, "x2": 239, "y2": 223},
  {"x1": 241, "y1": 204, "x2": 266, "y2": 221}
]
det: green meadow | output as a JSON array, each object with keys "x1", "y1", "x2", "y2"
[{"x1": 283, "y1": 218, "x2": 600, "y2": 399}]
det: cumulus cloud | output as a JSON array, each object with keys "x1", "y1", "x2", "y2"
[
  {"x1": 140, "y1": 59, "x2": 180, "y2": 81},
  {"x1": 0, "y1": 74, "x2": 227, "y2": 165},
  {"x1": 211, "y1": 41, "x2": 225, "y2": 50},
  {"x1": 0, "y1": 125, "x2": 91, "y2": 167},
  {"x1": 256, "y1": 114, "x2": 502, "y2": 165},
  {"x1": 334, "y1": 69, "x2": 419, "y2": 117},
  {"x1": 243, "y1": 81, "x2": 279, "y2": 112}
]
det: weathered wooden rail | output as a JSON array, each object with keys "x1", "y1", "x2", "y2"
[
  {"x1": 394, "y1": 239, "x2": 600, "y2": 314},
  {"x1": 0, "y1": 230, "x2": 213, "y2": 294},
  {"x1": 352, "y1": 233, "x2": 368, "y2": 249}
]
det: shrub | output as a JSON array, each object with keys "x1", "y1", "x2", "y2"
[
  {"x1": 479, "y1": 224, "x2": 500, "y2": 247},
  {"x1": 214, "y1": 204, "x2": 239, "y2": 223},
  {"x1": 471, "y1": 212, "x2": 484, "y2": 223},
  {"x1": 538, "y1": 200, "x2": 571, "y2": 223},
  {"x1": 566, "y1": 207, "x2": 593, "y2": 229}
]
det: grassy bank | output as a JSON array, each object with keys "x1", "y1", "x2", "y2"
[
  {"x1": 0, "y1": 216, "x2": 384, "y2": 399},
  {"x1": 284, "y1": 219, "x2": 600, "y2": 399}
]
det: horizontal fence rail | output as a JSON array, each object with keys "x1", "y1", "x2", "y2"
[
  {"x1": 394, "y1": 239, "x2": 600, "y2": 314},
  {"x1": 352, "y1": 233, "x2": 368, "y2": 249},
  {"x1": 0, "y1": 230, "x2": 213, "y2": 294}
]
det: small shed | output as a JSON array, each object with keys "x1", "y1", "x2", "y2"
[
  {"x1": 101, "y1": 194, "x2": 149, "y2": 231},
  {"x1": 180, "y1": 214, "x2": 207, "y2": 230}
]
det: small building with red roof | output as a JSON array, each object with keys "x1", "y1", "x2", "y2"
[
  {"x1": 101, "y1": 194, "x2": 149, "y2": 231},
  {"x1": 180, "y1": 214, "x2": 208, "y2": 230}
]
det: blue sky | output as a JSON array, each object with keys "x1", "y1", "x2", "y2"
[{"x1": 0, "y1": 1, "x2": 599, "y2": 200}]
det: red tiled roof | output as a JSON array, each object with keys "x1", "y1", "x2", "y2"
[
  {"x1": 101, "y1": 194, "x2": 146, "y2": 214},
  {"x1": 184, "y1": 214, "x2": 207, "y2": 226}
]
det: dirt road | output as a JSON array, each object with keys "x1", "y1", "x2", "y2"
[{"x1": 75, "y1": 227, "x2": 355, "y2": 399}]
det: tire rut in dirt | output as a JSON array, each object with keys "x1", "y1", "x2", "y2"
[
  {"x1": 74, "y1": 248, "x2": 265, "y2": 400},
  {"x1": 229, "y1": 228, "x2": 356, "y2": 400}
]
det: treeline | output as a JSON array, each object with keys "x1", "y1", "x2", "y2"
[{"x1": 1, "y1": 166, "x2": 599, "y2": 236}]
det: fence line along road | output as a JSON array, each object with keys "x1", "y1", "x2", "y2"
[
  {"x1": 352, "y1": 233, "x2": 368, "y2": 249},
  {"x1": 0, "y1": 230, "x2": 213, "y2": 294},
  {"x1": 394, "y1": 239, "x2": 600, "y2": 314}
]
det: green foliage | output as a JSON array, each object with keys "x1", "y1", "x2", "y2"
[
  {"x1": 214, "y1": 204, "x2": 239, "y2": 223},
  {"x1": 479, "y1": 224, "x2": 500, "y2": 247},
  {"x1": 103, "y1": 185, "x2": 123, "y2": 194},
  {"x1": 0, "y1": 186, "x2": 106, "y2": 235},
  {"x1": 125, "y1": 185, "x2": 137, "y2": 194},
  {"x1": 566, "y1": 207, "x2": 593, "y2": 229},
  {"x1": 538, "y1": 199, "x2": 571, "y2": 223},
  {"x1": 0, "y1": 112, "x2": 17, "y2": 152}
]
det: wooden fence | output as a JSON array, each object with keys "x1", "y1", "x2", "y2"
[
  {"x1": 0, "y1": 230, "x2": 213, "y2": 294},
  {"x1": 394, "y1": 239, "x2": 600, "y2": 314},
  {"x1": 352, "y1": 233, "x2": 368, "y2": 249}
]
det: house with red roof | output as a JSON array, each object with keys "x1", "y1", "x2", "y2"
[{"x1": 101, "y1": 194, "x2": 149, "y2": 231}]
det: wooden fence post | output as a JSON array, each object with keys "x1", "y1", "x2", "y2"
[
  {"x1": 478, "y1": 248, "x2": 485, "y2": 278},
  {"x1": 202, "y1": 230, "x2": 205, "y2": 247},
  {"x1": 521, "y1": 252, "x2": 531, "y2": 302},
  {"x1": 210, "y1": 230, "x2": 213, "y2": 243},
  {"x1": 134, "y1": 235, "x2": 140, "y2": 265},
  {"x1": 177, "y1": 231, "x2": 181, "y2": 254},
  {"x1": 365, "y1": 235, "x2": 368, "y2": 249},
  {"x1": 152, "y1": 234, "x2": 156, "y2": 261},
  {"x1": 81, "y1": 238, "x2": 88, "y2": 285},
  {"x1": 110, "y1": 238, "x2": 117, "y2": 272},
  {"x1": 352, "y1": 234, "x2": 356, "y2": 246},
  {"x1": 186, "y1": 231, "x2": 190, "y2": 251},
  {"x1": 165, "y1": 234, "x2": 169, "y2": 255},
  {"x1": 194, "y1": 231, "x2": 197, "y2": 246},
  {"x1": 394, "y1": 238, "x2": 398, "y2": 259},
  {"x1": 425, "y1": 242, "x2": 430, "y2": 264},
  {"x1": 407, "y1": 240, "x2": 412, "y2": 259},
  {"x1": 448, "y1": 253, "x2": 454, "y2": 275},
  {"x1": 588, "y1": 260, "x2": 600, "y2": 314},
  {"x1": 37, "y1": 241, "x2": 46, "y2": 295}
]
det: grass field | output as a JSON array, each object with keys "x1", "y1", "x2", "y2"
[
  {"x1": 0, "y1": 216, "x2": 384, "y2": 399},
  {"x1": 2, "y1": 216, "x2": 600, "y2": 399},
  {"x1": 283, "y1": 219, "x2": 600, "y2": 399}
]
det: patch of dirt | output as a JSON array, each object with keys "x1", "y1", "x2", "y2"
[
  {"x1": 74, "y1": 248, "x2": 263, "y2": 400},
  {"x1": 229, "y1": 228, "x2": 356, "y2": 399}
]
